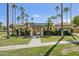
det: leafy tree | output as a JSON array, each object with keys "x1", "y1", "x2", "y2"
[
  {"x1": 0, "y1": 22, "x2": 2, "y2": 28},
  {"x1": 73, "y1": 16, "x2": 79, "y2": 26}
]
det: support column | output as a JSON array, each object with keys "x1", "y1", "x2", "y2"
[
  {"x1": 41, "y1": 28, "x2": 43, "y2": 36},
  {"x1": 30, "y1": 28, "x2": 33, "y2": 37}
]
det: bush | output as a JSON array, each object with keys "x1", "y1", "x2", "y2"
[
  {"x1": 20, "y1": 28, "x2": 25, "y2": 36},
  {"x1": 25, "y1": 29, "x2": 30, "y2": 36}
]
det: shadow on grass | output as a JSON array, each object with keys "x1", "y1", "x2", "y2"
[
  {"x1": 43, "y1": 36, "x2": 64, "y2": 56},
  {"x1": 67, "y1": 35, "x2": 79, "y2": 45},
  {"x1": 71, "y1": 35, "x2": 77, "y2": 41}
]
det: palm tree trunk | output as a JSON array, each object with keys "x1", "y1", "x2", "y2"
[
  {"x1": 61, "y1": 3, "x2": 64, "y2": 36},
  {"x1": 66, "y1": 12, "x2": 67, "y2": 23},
  {"x1": 70, "y1": 3, "x2": 72, "y2": 25},
  {"x1": 12, "y1": 4, "x2": 14, "y2": 36},
  {"x1": 56, "y1": 10, "x2": 58, "y2": 23},
  {"x1": 15, "y1": 8, "x2": 16, "y2": 25},
  {"x1": 6, "y1": 3, "x2": 10, "y2": 39}
]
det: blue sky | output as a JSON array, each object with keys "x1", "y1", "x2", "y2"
[{"x1": 0, "y1": 3, "x2": 79, "y2": 25}]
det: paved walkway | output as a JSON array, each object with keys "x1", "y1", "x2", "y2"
[
  {"x1": 0, "y1": 41, "x2": 70, "y2": 51},
  {"x1": 29, "y1": 36, "x2": 41, "y2": 46}
]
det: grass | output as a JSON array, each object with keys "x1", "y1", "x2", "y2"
[
  {"x1": 0, "y1": 37, "x2": 31, "y2": 47},
  {"x1": 41, "y1": 36, "x2": 79, "y2": 43},
  {"x1": 0, "y1": 32, "x2": 6, "y2": 36},
  {"x1": 0, "y1": 44, "x2": 79, "y2": 56}
]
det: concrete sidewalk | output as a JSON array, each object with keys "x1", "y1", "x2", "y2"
[
  {"x1": 29, "y1": 36, "x2": 41, "y2": 46},
  {"x1": 0, "y1": 41, "x2": 70, "y2": 51}
]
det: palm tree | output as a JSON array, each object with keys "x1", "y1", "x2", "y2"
[
  {"x1": 12, "y1": 4, "x2": 18, "y2": 35},
  {"x1": 17, "y1": 16, "x2": 20, "y2": 24},
  {"x1": 47, "y1": 17, "x2": 52, "y2": 36},
  {"x1": 64, "y1": 7, "x2": 69, "y2": 23},
  {"x1": 0, "y1": 22, "x2": 2, "y2": 28},
  {"x1": 57, "y1": 14, "x2": 61, "y2": 23},
  {"x1": 6, "y1": 3, "x2": 10, "y2": 39},
  {"x1": 51, "y1": 16, "x2": 57, "y2": 24},
  {"x1": 12, "y1": 3, "x2": 18, "y2": 25},
  {"x1": 70, "y1": 3, "x2": 72, "y2": 25},
  {"x1": 31, "y1": 17, "x2": 34, "y2": 23},
  {"x1": 61, "y1": 3, "x2": 64, "y2": 36},
  {"x1": 25, "y1": 14, "x2": 29, "y2": 23},
  {"x1": 19, "y1": 7, "x2": 25, "y2": 24},
  {"x1": 55, "y1": 6, "x2": 60, "y2": 23},
  {"x1": 55, "y1": 6, "x2": 60, "y2": 15}
]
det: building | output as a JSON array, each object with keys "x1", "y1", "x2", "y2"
[{"x1": 13, "y1": 23, "x2": 74, "y2": 36}]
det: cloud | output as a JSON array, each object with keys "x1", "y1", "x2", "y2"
[{"x1": 33, "y1": 14, "x2": 40, "y2": 18}]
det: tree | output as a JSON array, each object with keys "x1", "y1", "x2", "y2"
[
  {"x1": 0, "y1": 22, "x2": 2, "y2": 31},
  {"x1": 47, "y1": 17, "x2": 52, "y2": 36},
  {"x1": 70, "y1": 3, "x2": 72, "y2": 25},
  {"x1": 12, "y1": 3, "x2": 18, "y2": 25},
  {"x1": 19, "y1": 7, "x2": 25, "y2": 24},
  {"x1": 12, "y1": 3, "x2": 18, "y2": 35},
  {"x1": 25, "y1": 14, "x2": 29, "y2": 23},
  {"x1": 55, "y1": 6, "x2": 60, "y2": 23},
  {"x1": 57, "y1": 14, "x2": 61, "y2": 23},
  {"x1": 31, "y1": 17, "x2": 34, "y2": 23},
  {"x1": 0, "y1": 22, "x2": 2, "y2": 28},
  {"x1": 64, "y1": 7, "x2": 69, "y2": 23},
  {"x1": 6, "y1": 3, "x2": 10, "y2": 39},
  {"x1": 51, "y1": 16, "x2": 57, "y2": 24},
  {"x1": 55, "y1": 6, "x2": 60, "y2": 15},
  {"x1": 61, "y1": 3, "x2": 64, "y2": 36},
  {"x1": 17, "y1": 16, "x2": 20, "y2": 24},
  {"x1": 73, "y1": 16, "x2": 79, "y2": 26}
]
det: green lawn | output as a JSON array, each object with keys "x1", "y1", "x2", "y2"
[
  {"x1": 0, "y1": 32, "x2": 6, "y2": 36},
  {"x1": 41, "y1": 36, "x2": 79, "y2": 43},
  {"x1": 0, "y1": 37, "x2": 31, "y2": 46},
  {"x1": 0, "y1": 44, "x2": 79, "y2": 56}
]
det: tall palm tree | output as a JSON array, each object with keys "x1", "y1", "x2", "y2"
[
  {"x1": 51, "y1": 16, "x2": 57, "y2": 24},
  {"x1": 61, "y1": 3, "x2": 64, "y2": 36},
  {"x1": 70, "y1": 3, "x2": 72, "y2": 25},
  {"x1": 57, "y1": 14, "x2": 61, "y2": 23},
  {"x1": 17, "y1": 16, "x2": 20, "y2": 24},
  {"x1": 25, "y1": 14, "x2": 29, "y2": 23},
  {"x1": 19, "y1": 7, "x2": 25, "y2": 24},
  {"x1": 12, "y1": 3, "x2": 17, "y2": 25},
  {"x1": 6, "y1": 3, "x2": 10, "y2": 39},
  {"x1": 64, "y1": 7, "x2": 69, "y2": 23},
  {"x1": 55, "y1": 6, "x2": 60, "y2": 15},
  {"x1": 31, "y1": 17, "x2": 34, "y2": 23},
  {"x1": 55, "y1": 6, "x2": 60, "y2": 23},
  {"x1": 12, "y1": 3, "x2": 18, "y2": 35},
  {"x1": 47, "y1": 17, "x2": 52, "y2": 36}
]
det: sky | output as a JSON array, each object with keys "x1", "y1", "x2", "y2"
[{"x1": 0, "y1": 3, "x2": 79, "y2": 26}]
